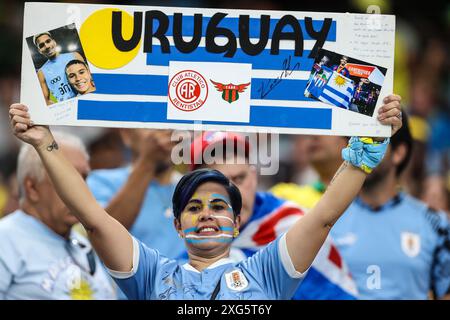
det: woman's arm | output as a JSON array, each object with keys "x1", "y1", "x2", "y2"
[
  {"x1": 9, "y1": 103, "x2": 133, "y2": 272},
  {"x1": 286, "y1": 161, "x2": 366, "y2": 273},
  {"x1": 285, "y1": 94, "x2": 403, "y2": 273}
]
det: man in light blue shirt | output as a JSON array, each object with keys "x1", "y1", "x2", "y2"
[
  {"x1": 0, "y1": 132, "x2": 115, "y2": 299},
  {"x1": 33, "y1": 32, "x2": 85, "y2": 104},
  {"x1": 331, "y1": 114, "x2": 450, "y2": 299}
]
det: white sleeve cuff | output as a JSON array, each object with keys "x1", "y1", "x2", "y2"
[
  {"x1": 106, "y1": 237, "x2": 140, "y2": 279},
  {"x1": 278, "y1": 233, "x2": 308, "y2": 279}
]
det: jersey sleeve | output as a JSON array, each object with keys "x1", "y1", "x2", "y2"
[
  {"x1": 240, "y1": 233, "x2": 307, "y2": 299},
  {"x1": 106, "y1": 237, "x2": 168, "y2": 300},
  {"x1": 431, "y1": 212, "x2": 450, "y2": 298}
]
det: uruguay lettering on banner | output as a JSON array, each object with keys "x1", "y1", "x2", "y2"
[
  {"x1": 67, "y1": 5, "x2": 337, "y2": 131},
  {"x1": 318, "y1": 71, "x2": 354, "y2": 110},
  {"x1": 231, "y1": 192, "x2": 358, "y2": 300}
]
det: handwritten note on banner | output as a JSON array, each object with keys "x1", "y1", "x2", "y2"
[{"x1": 21, "y1": 2, "x2": 396, "y2": 136}]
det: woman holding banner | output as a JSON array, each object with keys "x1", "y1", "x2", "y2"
[{"x1": 8, "y1": 95, "x2": 402, "y2": 300}]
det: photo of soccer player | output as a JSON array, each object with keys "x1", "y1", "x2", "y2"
[
  {"x1": 65, "y1": 59, "x2": 96, "y2": 95},
  {"x1": 26, "y1": 23, "x2": 95, "y2": 105},
  {"x1": 304, "y1": 49, "x2": 387, "y2": 117}
]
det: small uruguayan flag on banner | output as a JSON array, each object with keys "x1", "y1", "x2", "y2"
[
  {"x1": 318, "y1": 71, "x2": 354, "y2": 110},
  {"x1": 306, "y1": 66, "x2": 332, "y2": 99}
]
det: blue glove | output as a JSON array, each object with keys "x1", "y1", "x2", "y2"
[{"x1": 342, "y1": 137, "x2": 390, "y2": 174}]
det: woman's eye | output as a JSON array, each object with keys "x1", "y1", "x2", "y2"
[
  {"x1": 187, "y1": 206, "x2": 200, "y2": 212},
  {"x1": 211, "y1": 205, "x2": 225, "y2": 211}
]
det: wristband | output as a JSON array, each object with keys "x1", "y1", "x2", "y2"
[{"x1": 341, "y1": 137, "x2": 390, "y2": 174}]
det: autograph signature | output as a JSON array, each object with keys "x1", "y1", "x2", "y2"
[{"x1": 257, "y1": 55, "x2": 301, "y2": 99}]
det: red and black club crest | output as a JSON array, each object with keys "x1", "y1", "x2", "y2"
[{"x1": 210, "y1": 80, "x2": 250, "y2": 103}]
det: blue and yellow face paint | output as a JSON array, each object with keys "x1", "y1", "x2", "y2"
[{"x1": 180, "y1": 192, "x2": 237, "y2": 244}]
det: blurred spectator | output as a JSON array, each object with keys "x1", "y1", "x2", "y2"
[
  {"x1": 87, "y1": 129, "x2": 184, "y2": 257},
  {"x1": 422, "y1": 103, "x2": 450, "y2": 216},
  {"x1": 0, "y1": 131, "x2": 116, "y2": 299},
  {"x1": 286, "y1": 136, "x2": 319, "y2": 186},
  {"x1": 86, "y1": 129, "x2": 184, "y2": 299},
  {"x1": 402, "y1": 73, "x2": 437, "y2": 197},
  {"x1": 0, "y1": 75, "x2": 21, "y2": 217},
  {"x1": 87, "y1": 129, "x2": 126, "y2": 170},
  {"x1": 422, "y1": 176, "x2": 449, "y2": 216},
  {"x1": 274, "y1": 115, "x2": 450, "y2": 299},
  {"x1": 331, "y1": 114, "x2": 450, "y2": 299},
  {"x1": 419, "y1": 36, "x2": 450, "y2": 216},
  {"x1": 272, "y1": 135, "x2": 347, "y2": 209}
]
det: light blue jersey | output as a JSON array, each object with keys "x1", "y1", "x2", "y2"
[
  {"x1": 40, "y1": 52, "x2": 77, "y2": 102},
  {"x1": 108, "y1": 234, "x2": 306, "y2": 300},
  {"x1": 87, "y1": 167, "x2": 185, "y2": 259},
  {"x1": 0, "y1": 210, "x2": 116, "y2": 300},
  {"x1": 331, "y1": 193, "x2": 450, "y2": 299}
]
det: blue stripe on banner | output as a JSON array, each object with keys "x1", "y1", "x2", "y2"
[
  {"x1": 93, "y1": 73, "x2": 311, "y2": 101},
  {"x1": 251, "y1": 78, "x2": 309, "y2": 100},
  {"x1": 93, "y1": 74, "x2": 168, "y2": 96},
  {"x1": 77, "y1": 100, "x2": 332, "y2": 129},
  {"x1": 152, "y1": 16, "x2": 337, "y2": 41},
  {"x1": 147, "y1": 47, "x2": 315, "y2": 70}
]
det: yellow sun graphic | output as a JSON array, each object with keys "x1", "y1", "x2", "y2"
[
  {"x1": 80, "y1": 8, "x2": 141, "y2": 69},
  {"x1": 334, "y1": 75, "x2": 346, "y2": 87}
]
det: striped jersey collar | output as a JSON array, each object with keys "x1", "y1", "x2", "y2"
[{"x1": 182, "y1": 257, "x2": 234, "y2": 273}]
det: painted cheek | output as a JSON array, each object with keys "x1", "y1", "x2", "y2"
[
  {"x1": 191, "y1": 214, "x2": 199, "y2": 226},
  {"x1": 181, "y1": 211, "x2": 199, "y2": 228}
]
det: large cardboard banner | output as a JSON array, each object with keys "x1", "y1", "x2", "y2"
[{"x1": 21, "y1": 2, "x2": 396, "y2": 136}]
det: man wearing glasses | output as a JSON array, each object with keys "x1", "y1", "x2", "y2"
[
  {"x1": 33, "y1": 32, "x2": 85, "y2": 105},
  {"x1": 0, "y1": 131, "x2": 115, "y2": 299}
]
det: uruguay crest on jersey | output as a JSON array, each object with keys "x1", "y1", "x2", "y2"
[
  {"x1": 225, "y1": 270, "x2": 249, "y2": 291},
  {"x1": 401, "y1": 232, "x2": 421, "y2": 258}
]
